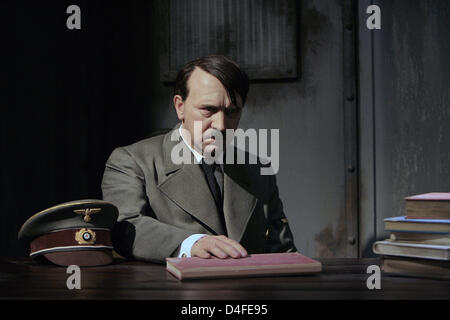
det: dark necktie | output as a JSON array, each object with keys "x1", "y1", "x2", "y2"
[{"x1": 200, "y1": 162, "x2": 227, "y2": 235}]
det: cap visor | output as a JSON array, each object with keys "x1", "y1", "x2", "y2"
[{"x1": 43, "y1": 249, "x2": 112, "y2": 267}]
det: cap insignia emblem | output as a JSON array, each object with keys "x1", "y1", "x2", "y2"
[
  {"x1": 75, "y1": 228, "x2": 96, "y2": 245},
  {"x1": 73, "y1": 208, "x2": 101, "y2": 222}
]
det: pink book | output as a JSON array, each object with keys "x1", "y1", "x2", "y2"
[
  {"x1": 166, "y1": 252, "x2": 322, "y2": 280},
  {"x1": 405, "y1": 193, "x2": 450, "y2": 201},
  {"x1": 405, "y1": 193, "x2": 450, "y2": 220}
]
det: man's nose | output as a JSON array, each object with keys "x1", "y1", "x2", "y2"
[{"x1": 211, "y1": 110, "x2": 226, "y2": 132}]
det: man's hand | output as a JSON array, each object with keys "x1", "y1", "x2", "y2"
[{"x1": 191, "y1": 235, "x2": 248, "y2": 259}]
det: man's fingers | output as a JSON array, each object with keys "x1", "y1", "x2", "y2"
[
  {"x1": 191, "y1": 235, "x2": 248, "y2": 259},
  {"x1": 216, "y1": 240, "x2": 242, "y2": 258},
  {"x1": 208, "y1": 246, "x2": 228, "y2": 259},
  {"x1": 196, "y1": 249, "x2": 211, "y2": 259},
  {"x1": 191, "y1": 245, "x2": 211, "y2": 258},
  {"x1": 219, "y1": 237, "x2": 248, "y2": 257}
]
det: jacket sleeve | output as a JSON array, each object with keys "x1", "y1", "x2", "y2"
[
  {"x1": 101, "y1": 147, "x2": 193, "y2": 264},
  {"x1": 264, "y1": 175, "x2": 297, "y2": 253}
]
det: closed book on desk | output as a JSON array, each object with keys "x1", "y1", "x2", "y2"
[
  {"x1": 389, "y1": 232, "x2": 450, "y2": 245},
  {"x1": 405, "y1": 193, "x2": 450, "y2": 219},
  {"x1": 373, "y1": 240, "x2": 450, "y2": 261},
  {"x1": 382, "y1": 256, "x2": 450, "y2": 280},
  {"x1": 384, "y1": 216, "x2": 450, "y2": 233},
  {"x1": 166, "y1": 252, "x2": 322, "y2": 280}
]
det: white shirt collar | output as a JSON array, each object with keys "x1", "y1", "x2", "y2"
[{"x1": 179, "y1": 124, "x2": 203, "y2": 163}]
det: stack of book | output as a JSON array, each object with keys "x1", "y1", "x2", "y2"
[{"x1": 372, "y1": 192, "x2": 450, "y2": 279}]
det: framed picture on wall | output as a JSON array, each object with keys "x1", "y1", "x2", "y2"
[{"x1": 159, "y1": 0, "x2": 297, "y2": 81}]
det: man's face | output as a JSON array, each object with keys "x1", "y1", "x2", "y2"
[{"x1": 174, "y1": 67, "x2": 243, "y2": 156}]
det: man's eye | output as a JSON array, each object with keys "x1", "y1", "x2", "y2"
[{"x1": 201, "y1": 107, "x2": 214, "y2": 113}]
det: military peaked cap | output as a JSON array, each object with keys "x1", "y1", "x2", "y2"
[{"x1": 18, "y1": 200, "x2": 119, "y2": 267}]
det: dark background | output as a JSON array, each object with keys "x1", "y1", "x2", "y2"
[
  {"x1": 1, "y1": 0, "x2": 167, "y2": 256},
  {"x1": 1, "y1": 0, "x2": 449, "y2": 258}
]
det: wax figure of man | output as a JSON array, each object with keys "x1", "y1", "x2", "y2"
[{"x1": 101, "y1": 55, "x2": 297, "y2": 263}]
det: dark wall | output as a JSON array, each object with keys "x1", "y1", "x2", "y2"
[
  {"x1": 1, "y1": 1, "x2": 166, "y2": 257},
  {"x1": 358, "y1": 0, "x2": 450, "y2": 255}
]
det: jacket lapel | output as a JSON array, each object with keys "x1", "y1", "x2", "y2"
[
  {"x1": 157, "y1": 126, "x2": 226, "y2": 235},
  {"x1": 223, "y1": 164, "x2": 258, "y2": 242}
]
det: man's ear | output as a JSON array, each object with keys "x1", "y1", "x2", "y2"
[{"x1": 173, "y1": 95, "x2": 185, "y2": 121}]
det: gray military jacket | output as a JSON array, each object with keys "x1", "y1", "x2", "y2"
[{"x1": 101, "y1": 125, "x2": 296, "y2": 263}]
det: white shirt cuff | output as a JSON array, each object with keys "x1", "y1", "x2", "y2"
[{"x1": 178, "y1": 234, "x2": 207, "y2": 258}]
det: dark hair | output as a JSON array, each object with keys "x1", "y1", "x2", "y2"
[{"x1": 174, "y1": 55, "x2": 250, "y2": 106}]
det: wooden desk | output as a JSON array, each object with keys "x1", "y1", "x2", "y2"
[{"x1": 0, "y1": 258, "x2": 449, "y2": 300}]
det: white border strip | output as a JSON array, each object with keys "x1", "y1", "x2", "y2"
[{"x1": 30, "y1": 245, "x2": 113, "y2": 257}]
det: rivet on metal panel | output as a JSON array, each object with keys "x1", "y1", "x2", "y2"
[{"x1": 348, "y1": 237, "x2": 356, "y2": 245}]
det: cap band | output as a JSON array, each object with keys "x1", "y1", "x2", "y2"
[{"x1": 30, "y1": 228, "x2": 112, "y2": 257}]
